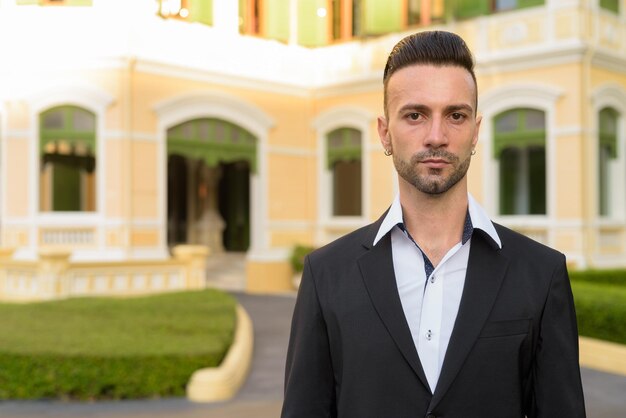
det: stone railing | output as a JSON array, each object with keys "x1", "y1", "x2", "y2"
[{"x1": 0, "y1": 245, "x2": 209, "y2": 302}]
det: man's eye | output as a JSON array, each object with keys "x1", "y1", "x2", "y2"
[
  {"x1": 408, "y1": 113, "x2": 420, "y2": 120},
  {"x1": 451, "y1": 113, "x2": 465, "y2": 121}
]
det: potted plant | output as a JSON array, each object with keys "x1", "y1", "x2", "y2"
[{"x1": 290, "y1": 244, "x2": 315, "y2": 289}]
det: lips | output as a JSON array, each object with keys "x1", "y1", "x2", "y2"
[{"x1": 421, "y1": 159, "x2": 450, "y2": 168}]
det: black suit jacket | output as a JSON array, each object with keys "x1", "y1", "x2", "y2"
[{"x1": 282, "y1": 215, "x2": 586, "y2": 418}]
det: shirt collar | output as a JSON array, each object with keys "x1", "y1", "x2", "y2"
[{"x1": 373, "y1": 193, "x2": 502, "y2": 249}]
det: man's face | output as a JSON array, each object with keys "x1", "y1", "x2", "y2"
[{"x1": 378, "y1": 64, "x2": 481, "y2": 196}]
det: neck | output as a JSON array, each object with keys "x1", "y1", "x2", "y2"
[{"x1": 398, "y1": 178, "x2": 469, "y2": 266}]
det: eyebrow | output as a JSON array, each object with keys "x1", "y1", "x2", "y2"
[{"x1": 397, "y1": 103, "x2": 474, "y2": 115}]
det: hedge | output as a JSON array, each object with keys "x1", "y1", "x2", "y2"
[
  {"x1": 569, "y1": 269, "x2": 626, "y2": 286},
  {"x1": 571, "y1": 280, "x2": 626, "y2": 345},
  {"x1": 0, "y1": 290, "x2": 236, "y2": 400}
]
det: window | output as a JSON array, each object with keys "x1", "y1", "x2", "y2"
[
  {"x1": 407, "y1": 0, "x2": 445, "y2": 26},
  {"x1": 494, "y1": 108, "x2": 546, "y2": 215},
  {"x1": 600, "y1": 0, "x2": 620, "y2": 14},
  {"x1": 327, "y1": 128, "x2": 362, "y2": 216},
  {"x1": 156, "y1": 0, "x2": 212, "y2": 25},
  {"x1": 39, "y1": 106, "x2": 96, "y2": 212},
  {"x1": 454, "y1": 0, "x2": 543, "y2": 19},
  {"x1": 239, "y1": 0, "x2": 262, "y2": 35},
  {"x1": 331, "y1": 0, "x2": 362, "y2": 41},
  {"x1": 598, "y1": 107, "x2": 618, "y2": 217}
]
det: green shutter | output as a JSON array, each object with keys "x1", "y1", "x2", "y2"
[
  {"x1": 298, "y1": 0, "x2": 328, "y2": 47},
  {"x1": 454, "y1": 0, "x2": 489, "y2": 19},
  {"x1": 600, "y1": 0, "x2": 619, "y2": 13},
  {"x1": 190, "y1": 0, "x2": 213, "y2": 25},
  {"x1": 599, "y1": 107, "x2": 618, "y2": 159},
  {"x1": 362, "y1": 0, "x2": 402, "y2": 35},
  {"x1": 265, "y1": 0, "x2": 290, "y2": 42}
]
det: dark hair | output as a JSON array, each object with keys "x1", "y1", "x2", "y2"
[{"x1": 383, "y1": 31, "x2": 477, "y2": 114}]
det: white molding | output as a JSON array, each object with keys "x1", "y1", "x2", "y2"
[
  {"x1": 479, "y1": 83, "x2": 564, "y2": 247},
  {"x1": 104, "y1": 130, "x2": 157, "y2": 142},
  {"x1": 553, "y1": 125, "x2": 585, "y2": 137},
  {"x1": 137, "y1": 59, "x2": 310, "y2": 99},
  {"x1": 590, "y1": 83, "x2": 626, "y2": 222},
  {"x1": 312, "y1": 106, "x2": 373, "y2": 244},
  {"x1": 24, "y1": 81, "x2": 116, "y2": 255},
  {"x1": 476, "y1": 41, "x2": 587, "y2": 75},
  {"x1": 153, "y1": 90, "x2": 275, "y2": 135},
  {"x1": 266, "y1": 146, "x2": 315, "y2": 157},
  {"x1": 267, "y1": 220, "x2": 314, "y2": 229},
  {"x1": 246, "y1": 247, "x2": 290, "y2": 262},
  {"x1": 3, "y1": 129, "x2": 29, "y2": 139}
]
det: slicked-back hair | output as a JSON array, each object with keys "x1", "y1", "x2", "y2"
[{"x1": 383, "y1": 31, "x2": 477, "y2": 116}]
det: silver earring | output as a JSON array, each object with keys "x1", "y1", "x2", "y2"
[
  {"x1": 384, "y1": 149, "x2": 392, "y2": 156},
  {"x1": 471, "y1": 149, "x2": 476, "y2": 155}
]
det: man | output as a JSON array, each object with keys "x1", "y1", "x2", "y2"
[{"x1": 282, "y1": 31, "x2": 585, "y2": 418}]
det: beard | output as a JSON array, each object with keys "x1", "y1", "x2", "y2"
[{"x1": 393, "y1": 148, "x2": 472, "y2": 195}]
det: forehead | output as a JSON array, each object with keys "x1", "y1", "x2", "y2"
[{"x1": 386, "y1": 64, "x2": 476, "y2": 112}]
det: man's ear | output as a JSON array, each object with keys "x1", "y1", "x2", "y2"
[
  {"x1": 472, "y1": 115, "x2": 482, "y2": 149},
  {"x1": 377, "y1": 116, "x2": 391, "y2": 151}
]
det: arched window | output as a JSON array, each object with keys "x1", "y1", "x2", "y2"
[
  {"x1": 598, "y1": 107, "x2": 619, "y2": 217},
  {"x1": 326, "y1": 127, "x2": 362, "y2": 217},
  {"x1": 494, "y1": 108, "x2": 546, "y2": 215},
  {"x1": 39, "y1": 105, "x2": 96, "y2": 212}
]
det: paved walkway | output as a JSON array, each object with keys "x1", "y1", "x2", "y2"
[{"x1": 0, "y1": 292, "x2": 624, "y2": 417}]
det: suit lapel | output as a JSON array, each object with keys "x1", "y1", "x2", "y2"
[
  {"x1": 428, "y1": 233, "x2": 510, "y2": 409},
  {"x1": 357, "y1": 232, "x2": 430, "y2": 391}
]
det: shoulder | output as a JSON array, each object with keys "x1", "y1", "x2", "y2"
[
  {"x1": 308, "y1": 222, "x2": 375, "y2": 267},
  {"x1": 493, "y1": 223, "x2": 565, "y2": 266}
]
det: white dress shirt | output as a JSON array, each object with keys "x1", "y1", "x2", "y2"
[{"x1": 372, "y1": 194, "x2": 501, "y2": 393}]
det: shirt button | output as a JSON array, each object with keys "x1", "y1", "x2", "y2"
[
  {"x1": 426, "y1": 330, "x2": 432, "y2": 340},
  {"x1": 430, "y1": 275, "x2": 436, "y2": 284}
]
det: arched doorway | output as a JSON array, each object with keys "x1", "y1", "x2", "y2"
[{"x1": 166, "y1": 118, "x2": 256, "y2": 253}]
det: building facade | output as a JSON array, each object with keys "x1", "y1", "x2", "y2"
[{"x1": 0, "y1": 0, "x2": 625, "y2": 294}]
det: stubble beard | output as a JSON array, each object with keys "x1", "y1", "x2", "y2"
[{"x1": 393, "y1": 149, "x2": 472, "y2": 195}]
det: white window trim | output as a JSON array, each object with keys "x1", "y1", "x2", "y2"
[
  {"x1": 25, "y1": 81, "x2": 114, "y2": 256},
  {"x1": 153, "y1": 90, "x2": 274, "y2": 257},
  {"x1": 312, "y1": 106, "x2": 373, "y2": 245},
  {"x1": 479, "y1": 83, "x2": 563, "y2": 243},
  {"x1": 591, "y1": 83, "x2": 626, "y2": 223}
]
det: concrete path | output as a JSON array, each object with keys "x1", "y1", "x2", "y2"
[{"x1": 0, "y1": 292, "x2": 624, "y2": 417}]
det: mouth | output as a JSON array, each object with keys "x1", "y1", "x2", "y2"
[{"x1": 421, "y1": 159, "x2": 450, "y2": 169}]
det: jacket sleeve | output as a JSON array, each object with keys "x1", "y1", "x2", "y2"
[
  {"x1": 281, "y1": 256, "x2": 337, "y2": 418},
  {"x1": 530, "y1": 256, "x2": 586, "y2": 417}
]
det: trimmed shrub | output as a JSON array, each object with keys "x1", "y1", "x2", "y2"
[
  {"x1": 571, "y1": 281, "x2": 626, "y2": 345},
  {"x1": 290, "y1": 245, "x2": 315, "y2": 273},
  {"x1": 569, "y1": 269, "x2": 626, "y2": 286},
  {"x1": 0, "y1": 290, "x2": 236, "y2": 400}
]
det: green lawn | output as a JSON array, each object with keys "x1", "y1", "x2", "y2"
[{"x1": 0, "y1": 290, "x2": 237, "y2": 400}]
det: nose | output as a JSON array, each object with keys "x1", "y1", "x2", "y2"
[{"x1": 424, "y1": 116, "x2": 448, "y2": 148}]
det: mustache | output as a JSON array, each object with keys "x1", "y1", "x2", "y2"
[{"x1": 410, "y1": 149, "x2": 459, "y2": 164}]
